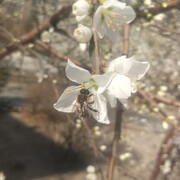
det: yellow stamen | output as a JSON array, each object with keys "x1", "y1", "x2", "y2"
[
  {"x1": 79, "y1": 83, "x2": 83, "y2": 88},
  {"x1": 75, "y1": 29, "x2": 81, "y2": 35},
  {"x1": 67, "y1": 92, "x2": 71, "y2": 95}
]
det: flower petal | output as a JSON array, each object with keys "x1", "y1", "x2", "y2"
[
  {"x1": 91, "y1": 94, "x2": 110, "y2": 124},
  {"x1": 94, "y1": 6, "x2": 107, "y2": 39},
  {"x1": 66, "y1": 60, "x2": 91, "y2": 84},
  {"x1": 53, "y1": 86, "x2": 79, "y2": 113},
  {"x1": 107, "y1": 56, "x2": 126, "y2": 73},
  {"x1": 92, "y1": 72, "x2": 114, "y2": 94},
  {"x1": 105, "y1": 90, "x2": 117, "y2": 108},
  {"x1": 112, "y1": 6, "x2": 136, "y2": 24},
  {"x1": 107, "y1": 74, "x2": 131, "y2": 99},
  {"x1": 118, "y1": 98, "x2": 128, "y2": 108},
  {"x1": 123, "y1": 57, "x2": 150, "y2": 80}
]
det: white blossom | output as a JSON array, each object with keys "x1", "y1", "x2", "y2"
[
  {"x1": 86, "y1": 173, "x2": 97, "y2": 180},
  {"x1": 106, "y1": 56, "x2": 150, "y2": 107},
  {"x1": 54, "y1": 60, "x2": 113, "y2": 124},
  {"x1": 41, "y1": 31, "x2": 50, "y2": 43},
  {"x1": 86, "y1": 165, "x2": 96, "y2": 173},
  {"x1": 73, "y1": 0, "x2": 91, "y2": 21},
  {"x1": 94, "y1": 0, "x2": 136, "y2": 41},
  {"x1": 74, "y1": 24, "x2": 92, "y2": 43}
]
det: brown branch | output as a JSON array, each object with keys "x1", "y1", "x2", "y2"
[
  {"x1": 138, "y1": 89, "x2": 180, "y2": 108},
  {"x1": 151, "y1": 25, "x2": 180, "y2": 35},
  {"x1": 107, "y1": 102, "x2": 123, "y2": 180},
  {"x1": 0, "y1": 4, "x2": 72, "y2": 60},
  {"x1": 138, "y1": 0, "x2": 180, "y2": 17},
  {"x1": 149, "y1": 128, "x2": 175, "y2": 180},
  {"x1": 107, "y1": 23, "x2": 130, "y2": 180},
  {"x1": 123, "y1": 24, "x2": 130, "y2": 56},
  {"x1": 35, "y1": 39, "x2": 90, "y2": 70},
  {"x1": 137, "y1": 91, "x2": 178, "y2": 180},
  {"x1": 138, "y1": 89, "x2": 167, "y2": 118},
  {"x1": 153, "y1": 94, "x2": 180, "y2": 107},
  {"x1": 92, "y1": 23, "x2": 100, "y2": 74}
]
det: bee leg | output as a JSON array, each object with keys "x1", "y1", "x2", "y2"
[
  {"x1": 88, "y1": 94, "x2": 93, "y2": 97},
  {"x1": 88, "y1": 106, "x2": 98, "y2": 112},
  {"x1": 88, "y1": 101, "x2": 94, "y2": 104}
]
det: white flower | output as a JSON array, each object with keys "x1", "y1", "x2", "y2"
[
  {"x1": 73, "y1": 0, "x2": 91, "y2": 21},
  {"x1": 106, "y1": 56, "x2": 150, "y2": 107},
  {"x1": 0, "y1": 172, "x2": 5, "y2": 180},
  {"x1": 41, "y1": 31, "x2": 51, "y2": 43},
  {"x1": 54, "y1": 60, "x2": 113, "y2": 124},
  {"x1": 86, "y1": 165, "x2": 96, "y2": 173},
  {"x1": 94, "y1": 0, "x2": 136, "y2": 41},
  {"x1": 86, "y1": 173, "x2": 97, "y2": 180},
  {"x1": 74, "y1": 24, "x2": 92, "y2": 43}
]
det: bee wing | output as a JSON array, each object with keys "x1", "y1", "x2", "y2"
[
  {"x1": 54, "y1": 86, "x2": 81, "y2": 113},
  {"x1": 90, "y1": 94, "x2": 110, "y2": 124}
]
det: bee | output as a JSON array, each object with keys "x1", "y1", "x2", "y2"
[{"x1": 75, "y1": 88, "x2": 98, "y2": 119}]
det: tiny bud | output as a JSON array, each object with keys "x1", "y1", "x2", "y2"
[
  {"x1": 73, "y1": 0, "x2": 90, "y2": 17},
  {"x1": 100, "y1": 145, "x2": 107, "y2": 151},
  {"x1": 52, "y1": 79, "x2": 57, "y2": 84},
  {"x1": 162, "y1": 2, "x2": 168, "y2": 8},
  {"x1": 86, "y1": 165, "x2": 95, "y2": 173},
  {"x1": 41, "y1": 31, "x2": 50, "y2": 43},
  {"x1": 74, "y1": 24, "x2": 92, "y2": 43},
  {"x1": 162, "y1": 121, "x2": 169, "y2": 130}
]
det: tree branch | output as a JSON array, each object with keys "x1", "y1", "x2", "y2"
[
  {"x1": 0, "y1": 4, "x2": 72, "y2": 60},
  {"x1": 107, "y1": 102, "x2": 123, "y2": 180},
  {"x1": 138, "y1": 0, "x2": 180, "y2": 18},
  {"x1": 35, "y1": 39, "x2": 90, "y2": 70}
]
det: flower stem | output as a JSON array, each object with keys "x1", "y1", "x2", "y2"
[
  {"x1": 92, "y1": 27, "x2": 100, "y2": 74},
  {"x1": 107, "y1": 102, "x2": 123, "y2": 180},
  {"x1": 92, "y1": 0, "x2": 100, "y2": 74}
]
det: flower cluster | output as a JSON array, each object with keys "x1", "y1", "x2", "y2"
[
  {"x1": 54, "y1": 57, "x2": 150, "y2": 124},
  {"x1": 53, "y1": 0, "x2": 150, "y2": 124},
  {"x1": 72, "y1": 0, "x2": 136, "y2": 43}
]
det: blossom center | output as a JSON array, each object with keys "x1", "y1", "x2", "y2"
[
  {"x1": 101, "y1": 7, "x2": 127, "y2": 32},
  {"x1": 75, "y1": 29, "x2": 82, "y2": 35}
]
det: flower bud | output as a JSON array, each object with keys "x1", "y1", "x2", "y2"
[
  {"x1": 74, "y1": 24, "x2": 92, "y2": 43},
  {"x1": 73, "y1": 0, "x2": 90, "y2": 16}
]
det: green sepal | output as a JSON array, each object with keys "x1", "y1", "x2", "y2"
[{"x1": 89, "y1": 36, "x2": 95, "y2": 57}]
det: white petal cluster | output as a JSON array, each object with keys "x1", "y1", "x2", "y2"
[
  {"x1": 74, "y1": 24, "x2": 92, "y2": 43},
  {"x1": 86, "y1": 165, "x2": 97, "y2": 180},
  {"x1": 54, "y1": 57, "x2": 150, "y2": 124},
  {"x1": 94, "y1": 0, "x2": 136, "y2": 41},
  {"x1": 54, "y1": 60, "x2": 113, "y2": 124},
  {"x1": 53, "y1": 2, "x2": 150, "y2": 125},
  {"x1": 73, "y1": 0, "x2": 91, "y2": 21},
  {"x1": 106, "y1": 56, "x2": 150, "y2": 107}
]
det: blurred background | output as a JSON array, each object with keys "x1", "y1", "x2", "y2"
[{"x1": 0, "y1": 0, "x2": 180, "y2": 180}]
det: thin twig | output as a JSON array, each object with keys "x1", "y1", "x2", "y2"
[
  {"x1": 138, "y1": 0, "x2": 180, "y2": 18},
  {"x1": 92, "y1": 26, "x2": 100, "y2": 74},
  {"x1": 138, "y1": 89, "x2": 180, "y2": 108},
  {"x1": 92, "y1": 0, "x2": 100, "y2": 74},
  {"x1": 123, "y1": 24, "x2": 130, "y2": 56},
  {"x1": 149, "y1": 128, "x2": 175, "y2": 180},
  {"x1": 35, "y1": 39, "x2": 90, "y2": 70},
  {"x1": 107, "y1": 102, "x2": 123, "y2": 180},
  {"x1": 107, "y1": 23, "x2": 130, "y2": 180},
  {"x1": 137, "y1": 90, "x2": 177, "y2": 180},
  {"x1": 151, "y1": 25, "x2": 180, "y2": 35}
]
